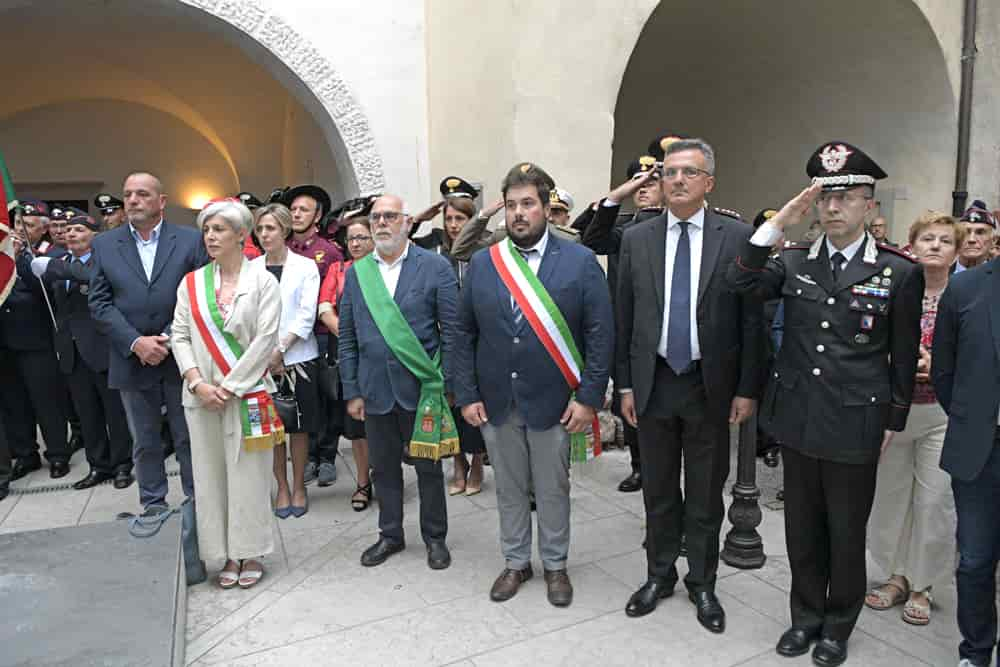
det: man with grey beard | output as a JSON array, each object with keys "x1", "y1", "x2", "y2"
[{"x1": 338, "y1": 195, "x2": 459, "y2": 570}]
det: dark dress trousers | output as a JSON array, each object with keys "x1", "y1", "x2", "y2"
[
  {"x1": 338, "y1": 244, "x2": 458, "y2": 545},
  {"x1": 0, "y1": 252, "x2": 70, "y2": 464},
  {"x1": 43, "y1": 256, "x2": 132, "y2": 475},
  {"x1": 617, "y1": 209, "x2": 765, "y2": 593},
  {"x1": 727, "y1": 235, "x2": 922, "y2": 641},
  {"x1": 931, "y1": 259, "x2": 1000, "y2": 665},
  {"x1": 89, "y1": 221, "x2": 209, "y2": 507}
]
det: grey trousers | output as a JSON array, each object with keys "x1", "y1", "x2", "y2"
[{"x1": 481, "y1": 408, "x2": 570, "y2": 571}]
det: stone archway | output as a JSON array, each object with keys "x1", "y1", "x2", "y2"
[{"x1": 613, "y1": 0, "x2": 958, "y2": 241}]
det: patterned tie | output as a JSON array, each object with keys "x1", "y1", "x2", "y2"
[
  {"x1": 831, "y1": 251, "x2": 846, "y2": 282},
  {"x1": 665, "y1": 221, "x2": 692, "y2": 374},
  {"x1": 511, "y1": 248, "x2": 533, "y2": 325}
]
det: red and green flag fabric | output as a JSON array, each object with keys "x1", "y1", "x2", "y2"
[{"x1": 0, "y1": 151, "x2": 18, "y2": 307}]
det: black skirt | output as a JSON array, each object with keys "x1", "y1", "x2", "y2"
[
  {"x1": 453, "y1": 405, "x2": 485, "y2": 454},
  {"x1": 283, "y1": 359, "x2": 320, "y2": 435}
]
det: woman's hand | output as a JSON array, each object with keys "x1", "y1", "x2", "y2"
[
  {"x1": 195, "y1": 383, "x2": 225, "y2": 411},
  {"x1": 268, "y1": 348, "x2": 285, "y2": 376},
  {"x1": 413, "y1": 201, "x2": 445, "y2": 223},
  {"x1": 915, "y1": 345, "x2": 932, "y2": 382}
]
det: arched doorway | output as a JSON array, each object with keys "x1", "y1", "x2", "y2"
[
  {"x1": 613, "y1": 0, "x2": 957, "y2": 242},
  {"x1": 0, "y1": 0, "x2": 382, "y2": 223}
]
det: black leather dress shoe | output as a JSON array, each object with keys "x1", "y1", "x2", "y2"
[
  {"x1": 811, "y1": 638, "x2": 848, "y2": 667},
  {"x1": 618, "y1": 470, "x2": 642, "y2": 493},
  {"x1": 10, "y1": 457, "x2": 41, "y2": 482},
  {"x1": 72, "y1": 470, "x2": 114, "y2": 490},
  {"x1": 688, "y1": 590, "x2": 726, "y2": 633},
  {"x1": 113, "y1": 470, "x2": 135, "y2": 490},
  {"x1": 426, "y1": 542, "x2": 451, "y2": 570},
  {"x1": 49, "y1": 461, "x2": 70, "y2": 479},
  {"x1": 360, "y1": 537, "x2": 405, "y2": 567},
  {"x1": 625, "y1": 578, "x2": 675, "y2": 617},
  {"x1": 776, "y1": 626, "x2": 820, "y2": 657}
]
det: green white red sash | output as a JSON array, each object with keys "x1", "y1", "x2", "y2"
[
  {"x1": 489, "y1": 238, "x2": 601, "y2": 461},
  {"x1": 185, "y1": 264, "x2": 284, "y2": 452}
]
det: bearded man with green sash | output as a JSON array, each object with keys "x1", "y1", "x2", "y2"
[
  {"x1": 338, "y1": 194, "x2": 459, "y2": 570},
  {"x1": 454, "y1": 163, "x2": 613, "y2": 607}
]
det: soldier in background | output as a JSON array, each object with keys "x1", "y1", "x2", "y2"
[{"x1": 94, "y1": 193, "x2": 125, "y2": 231}]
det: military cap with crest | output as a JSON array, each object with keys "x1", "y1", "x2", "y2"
[
  {"x1": 548, "y1": 188, "x2": 574, "y2": 212},
  {"x1": 67, "y1": 214, "x2": 100, "y2": 232},
  {"x1": 752, "y1": 207, "x2": 779, "y2": 229},
  {"x1": 62, "y1": 206, "x2": 88, "y2": 221},
  {"x1": 647, "y1": 133, "x2": 688, "y2": 160},
  {"x1": 20, "y1": 198, "x2": 50, "y2": 217},
  {"x1": 960, "y1": 199, "x2": 997, "y2": 229},
  {"x1": 93, "y1": 193, "x2": 124, "y2": 214},
  {"x1": 439, "y1": 176, "x2": 477, "y2": 199},
  {"x1": 236, "y1": 192, "x2": 263, "y2": 210},
  {"x1": 50, "y1": 204, "x2": 66, "y2": 220},
  {"x1": 806, "y1": 141, "x2": 887, "y2": 191},
  {"x1": 626, "y1": 155, "x2": 660, "y2": 179}
]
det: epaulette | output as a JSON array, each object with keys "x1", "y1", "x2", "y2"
[
  {"x1": 552, "y1": 224, "x2": 580, "y2": 238},
  {"x1": 780, "y1": 240, "x2": 810, "y2": 251},
  {"x1": 712, "y1": 206, "x2": 742, "y2": 220},
  {"x1": 877, "y1": 242, "x2": 918, "y2": 262}
]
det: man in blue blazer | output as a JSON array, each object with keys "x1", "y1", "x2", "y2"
[
  {"x1": 931, "y1": 257, "x2": 1000, "y2": 667},
  {"x1": 454, "y1": 163, "x2": 613, "y2": 607},
  {"x1": 89, "y1": 173, "x2": 209, "y2": 513},
  {"x1": 339, "y1": 194, "x2": 459, "y2": 570}
]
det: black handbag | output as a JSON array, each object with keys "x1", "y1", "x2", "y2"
[
  {"x1": 316, "y1": 356, "x2": 340, "y2": 401},
  {"x1": 271, "y1": 374, "x2": 300, "y2": 432}
]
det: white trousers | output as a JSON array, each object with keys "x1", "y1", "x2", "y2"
[
  {"x1": 867, "y1": 402, "x2": 955, "y2": 591},
  {"x1": 186, "y1": 406, "x2": 275, "y2": 562}
]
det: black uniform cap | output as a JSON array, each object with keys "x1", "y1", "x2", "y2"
[
  {"x1": 281, "y1": 185, "x2": 332, "y2": 216},
  {"x1": 439, "y1": 176, "x2": 477, "y2": 199},
  {"x1": 960, "y1": 200, "x2": 997, "y2": 229},
  {"x1": 236, "y1": 192, "x2": 263, "y2": 210},
  {"x1": 806, "y1": 141, "x2": 887, "y2": 191},
  {"x1": 647, "y1": 133, "x2": 688, "y2": 160},
  {"x1": 753, "y1": 208, "x2": 779, "y2": 229},
  {"x1": 626, "y1": 155, "x2": 659, "y2": 179},
  {"x1": 94, "y1": 193, "x2": 124, "y2": 214}
]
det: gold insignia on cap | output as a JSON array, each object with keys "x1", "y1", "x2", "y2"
[
  {"x1": 639, "y1": 155, "x2": 656, "y2": 168},
  {"x1": 445, "y1": 178, "x2": 460, "y2": 192},
  {"x1": 519, "y1": 163, "x2": 532, "y2": 174},
  {"x1": 549, "y1": 190, "x2": 560, "y2": 204},
  {"x1": 764, "y1": 210, "x2": 777, "y2": 220},
  {"x1": 660, "y1": 136, "x2": 679, "y2": 151}
]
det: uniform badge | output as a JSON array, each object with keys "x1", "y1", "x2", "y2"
[
  {"x1": 882, "y1": 278, "x2": 891, "y2": 287},
  {"x1": 79, "y1": 285, "x2": 88, "y2": 295},
  {"x1": 315, "y1": 251, "x2": 325, "y2": 263},
  {"x1": 850, "y1": 298, "x2": 860, "y2": 309},
  {"x1": 854, "y1": 333, "x2": 870, "y2": 345},
  {"x1": 795, "y1": 273, "x2": 818, "y2": 286},
  {"x1": 861, "y1": 314, "x2": 874, "y2": 330},
  {"x1": 883, "y1": 267, "x2": 892, "y2": 277},
  {"x1": 819, "y1": 144, "x2": 853, "y2": 173}
]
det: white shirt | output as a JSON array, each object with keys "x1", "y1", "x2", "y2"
[
  {"x1": 250, "y1": 253, "x2": 320, "y2": 365},
  {"x1": 128, "y1": 220, "x2": 162, "y2": 281},
  {"x1": 750, "y1": 222, "x2": 865, "y2": 273},
  {"x1": 511, "y1": 229, "x2": 549, "y2": 275},
  {"x1": 657, "y1": 208, "x2": 703, "y2": 361},
  {"x1": 373, "y1": 241, "x2": 410, "y2": 298},
  {"x1": 825, "y1": 233, "x2": 865, "y2": 272}
]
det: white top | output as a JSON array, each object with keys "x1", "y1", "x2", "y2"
[
  {"x1": 751, "y1": 222, "x2": 865, "y2": 272},
  {"x1": 657, "y1": 208, "x2": 704, "y2": 361},
  {"x1": 251, "y1": 252, "x2": 319, "y2": 365},
  {"x1": 373, "y1": 241, "x2": 410, "y2": 298}
]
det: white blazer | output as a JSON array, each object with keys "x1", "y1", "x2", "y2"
[{"x1": 251, "y1": 251, "x2": 319, "y2": 365}]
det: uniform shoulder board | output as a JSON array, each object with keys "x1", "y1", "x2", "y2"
[
  {"x1": 553, "y1": 223, "x2": 580, "y2": 238},
  {"x1": 876, "y1": 242, "x2": 918, "y2": 262},
  {"x1": 780, "y1": 240, "x2": 810, "y2": 252},
  {"x1": 712, "y1": 206, "x2": 742, "y2": 220}
]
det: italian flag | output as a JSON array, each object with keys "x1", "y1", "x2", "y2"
[{"x1": 0, "y1": 151, "x2": 18, "y2": 307}]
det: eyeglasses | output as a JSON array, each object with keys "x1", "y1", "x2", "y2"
[
  {"x1": 816, "y1": 192, "x2": 873, "y2": 206},
  {"x1": 347, "y1": 235, "x2": 372, "y2": 244},
  {"x1": 369, "y1": 212, "x2": 402, "y2": 223},
  {"x1": 662, "y1": 166, "x2": 712, "y2": 180}
]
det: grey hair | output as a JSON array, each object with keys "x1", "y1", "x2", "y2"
[
  {"x1": 664, "y1": 137, "x2": 716, "y2": 175},
  {"x1": 196, "y1": 200, "x2": 252, "y2": 235}
]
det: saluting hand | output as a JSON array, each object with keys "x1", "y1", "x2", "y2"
[
  {"x1": 561, "y1": 399, "x2": 595, "y2": 434},
  {"x1": 413, "y1": 201, "x2": 445, "y2": 224},
  {"x1": 608, "y1": 168, "x2": 659, "y2": 203},
  {"x1": 481, "y1": 199, "x2": 505, "y2": 219},
  {"x1": 767, "y1": 181, "x2": 823, "y2": 231}
]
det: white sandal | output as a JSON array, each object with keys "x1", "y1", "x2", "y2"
[
  {"x1": 238, "y1": 560, "x2": 264, "y2": 589},
  {"x1": 218, "y1": 560, "x2": 241, "y2": 589}
]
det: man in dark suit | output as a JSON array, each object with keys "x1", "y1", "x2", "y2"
[
  {"x1": 32, "y1": 214, "x2": 133, "y2": 490},
  {"x1": 727, "y1": 142, "x2": 923, "y2": 666},
  {"x1": 89, "y1": 173, "x2": 209, "y2": 514},
  {"x1": 339, "y1": 194, "x2": 458, "y2": 570},
  {"x1": 0, "y1": 199, "x2": 71, "y2": 480},
  {"x1": 455, "y1": 163, "x2": 613, "y2": 607},
  {"x1": 617, "y1": 138, "x2": 764, "y2": 633},
  {"x1": 932, "y1": 257, "x2": 1000, "y2": 667}
]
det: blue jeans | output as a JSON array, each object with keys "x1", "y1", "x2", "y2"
[{"x1": 953, "y1": 434, "x2": 1000, "y2": 666}]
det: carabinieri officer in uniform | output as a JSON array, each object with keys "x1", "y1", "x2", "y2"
[{"x1": 727, "y1": 142, "x2": 923, "y2": 667}]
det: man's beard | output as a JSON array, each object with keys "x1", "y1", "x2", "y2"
[{"x1": 375, "y1": 226, "x2": 410, "y2": 256}]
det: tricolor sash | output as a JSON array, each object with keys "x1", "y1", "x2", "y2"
[
  {"x1": 353, "y1": 253, "x2": 460, "y2": 461},
  {"x1": 185, "y1": 264, "x2": 285, "y2": 452},
  {"x1": 490, "y1": 238, "x2": 601, "y2": 462}
]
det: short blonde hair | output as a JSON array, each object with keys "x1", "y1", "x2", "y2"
[
  {"x1": 908, "y1": 210, "x2": 966, "y2": 247},
  {"x1": 197, "y1": 200, "x2": 252, "y2": 235},
  {"x1": 254, "y1": 203, "x2": 293, "y2": 239}
]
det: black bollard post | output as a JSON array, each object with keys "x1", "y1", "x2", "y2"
[{"x1": 721, "y1": 412, "x2": 766, "y2": 569}]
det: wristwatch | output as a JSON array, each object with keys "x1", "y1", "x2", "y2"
[{"x1": 187, "y1": 378, "x2": 204, "y2": 394}]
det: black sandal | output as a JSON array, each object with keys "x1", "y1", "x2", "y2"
[{"x1": 351, "y1": 482, "x2": 373, "y2": 512}]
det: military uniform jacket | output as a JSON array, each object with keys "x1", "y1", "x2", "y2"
[{"x1": 727, "y1": 233, "x2": 923, "y2": 464}]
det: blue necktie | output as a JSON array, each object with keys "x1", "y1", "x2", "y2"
[
  {"x1": 666, "y1": 221, "x2": 692, "y2": 374},
  {"x1": 511, "y1": 249, "x2": 533, "y2": 326}
]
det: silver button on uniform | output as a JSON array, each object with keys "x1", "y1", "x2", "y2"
[
  {"x1": 511, "y1": 372, "x2": 518, "y2": 379},
  {"x1": 513, "y1": 337, "x2": 520, "y2": 344},
  {"x1": 821, "y1": 321, "x2": 830, "y2": 329},
  {"x1": 826, "y1": 297, "x2": 835, "y2": 305},
  {"x1": 812, "y1": 368, "x2": 822, "y2": 376},
  {"x1": 816, "y1": 345, "x2": 825, "y2": 352}
]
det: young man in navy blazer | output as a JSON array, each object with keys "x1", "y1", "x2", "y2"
[
  {"x1": 932, "y1": 255, "x2": 1000, "y2": 667},
  {"x1": 454, "y1": 163, "x2": 613, "y2": 607}
]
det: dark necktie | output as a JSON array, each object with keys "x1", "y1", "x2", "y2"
[
  {"x1": 831, "y1": 251, "x2": 846, "y2": 282},
  {"x1": 666, "y1": 221, "x2": 692, "y2": 374},
  {"x1": 511, "y1": 248, "x2": 533, "y2": 325}
]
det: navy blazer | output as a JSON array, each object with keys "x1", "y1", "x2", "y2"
[
  {"x1": 932, "y1": 259, "x2": 1000, "y2": 481},
  {"x1": 88, "y1": 221, "x2": 209, "y2": 391},
  {"x1": 453, "y1": 233, "x2": 613, "y2": 430},
  {"x1": 0, "y1": 252, "x2": 56, "y2": 352},
  {"x1": 338, "y1": 244, "x2": 459, "y2": 415},
  {"x1": 42, "y1": 256, "x2": 108, "y2": 375}
]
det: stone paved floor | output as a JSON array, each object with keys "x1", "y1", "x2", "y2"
[{"x1": 2, "y1": 437, "x2": 963, "y2": 666}]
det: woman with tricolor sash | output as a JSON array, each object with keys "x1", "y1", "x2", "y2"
[{"x1": 171, "y1": 200, "x2": 284, "y2": 590}]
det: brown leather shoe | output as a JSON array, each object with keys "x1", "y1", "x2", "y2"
[
  {"x1": 490, "y1": 566, "x2": 533, "y2": 602},
  {"x1": 544, "y1": 569, "x2": 573, "y2": 607}
]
